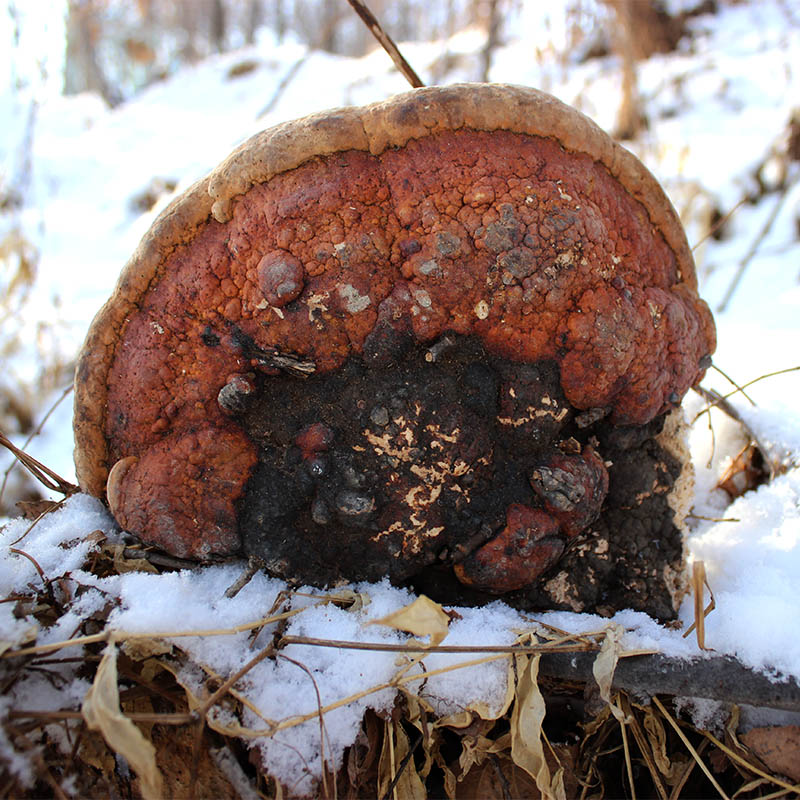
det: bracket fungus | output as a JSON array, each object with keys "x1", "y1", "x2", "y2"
[{"x1": 74, "y1": 84, "x2": 715, "y2": 619}]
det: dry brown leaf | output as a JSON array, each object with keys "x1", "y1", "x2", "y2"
[
  {"x1": 456, "y1": 754, "x2": 540, "y2": 799},
  {"x1": 740, "y1": 725, "x2": 800, "y2": 782},
  {"x1": 113, "y1": 544, "x2": 159, "y2": 574},
  {"x1": 592, "y1": 623, "x2": 626, "y2": 722},
  {"x1": 378, "y1": 718, "x2": 426, "y2": 800},
  {"x1": 121, "y1": 636, "x2": 172, "y2": 661},
  {"x1": 77, "y1": 732, "x2": 116, "y2": 774},
  {"x1": 81, "y1": 640, "x2": 164, "y2": 800},
  {"x1": 370, "y1": 594, "x2": 450, "y2": 647},
  {"x1": 510, "y1": 655, "x2": 565, "y2": 800},
  {"x1": 643, "y1": 705, "x2": 679, "y2": 781}
]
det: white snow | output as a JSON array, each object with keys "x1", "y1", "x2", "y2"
[{"x1": 2, "y1": 0, "x2": 800, "y2": 792}]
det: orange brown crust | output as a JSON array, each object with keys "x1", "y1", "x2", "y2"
[{"x1": 73, "y1": 84, "x2": 715, "y2": 564}]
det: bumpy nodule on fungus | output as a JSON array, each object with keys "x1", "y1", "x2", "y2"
[{"x1": 74, "y1": 84, "x2": 715, "y2": 618}]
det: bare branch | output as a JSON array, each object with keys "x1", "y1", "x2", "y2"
[{"x1": 345, "y1": 0, "x2": 424, "y2": 88}]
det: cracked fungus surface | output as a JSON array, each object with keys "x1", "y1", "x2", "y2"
[{"x1": 83, "y1": 121, "x2": 714, "y2": 617}]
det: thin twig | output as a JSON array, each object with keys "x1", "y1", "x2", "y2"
[
  {"x1": 9, "y1": 709, "x2": 192, "y2": 725},
  {"x1": 9, "y1": 548, "x2": 46, "y2": 584},
  {"x1": 345, "y1": 0, "x2": 424, "y2": 88},
  {"x1": 692, "y1": 366, "x2": 800, "y2": 423},
  {"x1": 0, "y1": 429, "x2": 78, "y2": 497},
  {"x1": 194, "y1": 643, "x2": 276, "y2": 720},
  {"x1": 280, "y1": 635, "x2": 601, "y2": 655},
  {"x1": 0, "y1": 384, "x2": 73, "y2": 507},
  {"x1": 225, "y1": 556, "x2": 265, "y2": 598},
  {"x1": 279, "y1": 654, "x2": 334, "y2": 798},
  {"x1": 9, "y1": 498, "x2": 67, "y2": 546},
  {"x1": 692, "y1": 385, "x2": 777, "y2": 480},
  {"x1": 380, "y1": 726, "x2": 423, "y2": 800},
  {"x1": 691, "y1": 197, "x2": 747, "y2": 252},
  {"x1": 718, "y1": 177, "x2": 796, "y2": 312},
  {"x1": 122, "y1": 547, "x2": 199, "y2": 571},
  {"x1": 710, "y1": 363, "x2": 756, "y2": 406},
  {"x1": 668, "y1": 738, "x2": 708, "y2": 800}
]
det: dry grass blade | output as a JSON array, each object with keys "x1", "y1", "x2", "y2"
[
  {"x1": 653, "y1": 696, "x2": 731, "y2": 800},
  {"x1": 619, "y1": 708, "x2": 636, "y2": 800},
  {"x1": 620, "y1": 695, "x2": 668, "y2": 800},
  {"x1": 682, "y1": 561, "x2": 715, "y2": 649}
]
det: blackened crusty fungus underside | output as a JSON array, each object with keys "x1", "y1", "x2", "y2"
[
  {"x1": 237, "y1": 334, "x2": 685, "y2": 619},
  {"x1": 75, "y1": 87, "x2": 715, "y2": 621}
]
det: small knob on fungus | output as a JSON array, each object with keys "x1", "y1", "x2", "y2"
[
  {"x1": 454, "y1": 504, "x2": 563, "y2": 593},
  {"x1": 529, "y1": 446, "x2": 609, "y2": 537},
  {"x1": 295, "y1": 422, "x2": 335, "y2": 459},
  {"x1": 257, "y1": 250, "x2": 305, "y2": 307},
  {"x1": 217, "y1": 374, "x2": 256, "y2": 415}
]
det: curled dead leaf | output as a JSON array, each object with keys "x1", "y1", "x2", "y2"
[
  {"x1": 592, "y1": 623, "x2": 627, "y2": 722},
  {"x1": 81, "y1": 640, "x2": 164, "y2": 800},
  {"x1": 369, "y1": 595, "x2": 450, "y2": 647}
]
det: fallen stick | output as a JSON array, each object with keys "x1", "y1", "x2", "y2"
[{"x1": 538, "y1": 652, "x2": 800, "y2": 712}]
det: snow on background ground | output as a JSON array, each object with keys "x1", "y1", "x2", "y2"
[{"x1": 1, "y1": 0, "x2": 800, "y2": 792}]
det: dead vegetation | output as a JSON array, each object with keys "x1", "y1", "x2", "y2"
[
  {"x1": 1, "y1": 429, "x2": 799, "y2": 798},
  {"x1": 1, "y1": 554, "x2": 799, "y2": 798}
]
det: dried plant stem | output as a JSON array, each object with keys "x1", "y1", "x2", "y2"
[
  {"x1": 9, "y1": 498, "x2": 67, "y2": 546},
  {"x1": 0, "y1": 384, "x2": 73, "y2": 506},
  {"x1": 278, "y1": 654, "x2": 334, "y2": 798},
  {"x1": 3, "y1": 607, "x2": 309, "y2": 659},
  {"x1": 668, "y1": 738, "x2": 708, "y2": 800},
  {"x1": 693, "y1": 366, "x2": 800, "y2": 422},
  {"x1": 0, "y1": 429, "x2": 78, "y2": 498},
  {"x1": 345, "y1": 0, "x2": 424, "y2": 88},
  {"x1": 692, "y1": 385, "x2": 777, "y2": 479},
  {"x1": 620, "y1": 695, "x2": 668, "y2": 800},
  {"x1": 281, "y1": 635, "x2": 601, "y2": 655},
  {"x1": 653, "y1": 696, "x2": 731, "y2": 800},
  {"x1": 9, "y1": 709, "x2": 191, "y2": 725},
  {"x1": 619, "y1": 707, "x2": 636, "y2": 800},
  {"x1": 711, "y1": 363, "x2": 756, "y2": 406},
  {"x1": 194, "y1": 644, "x2": 275, "y2": 720},
  {"x1": 8, "y1": 547, "x2": 46, "y2": 583},
  {"x1": 691, "y1": 197, "x2": 747, "y2": 252},
  {"x1": 273, "y1": 654, "x2": 511, "y2": 733}
]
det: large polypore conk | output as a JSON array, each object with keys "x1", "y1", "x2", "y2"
[{"x1": 74, "y1": 84, "x2": 715, "y2": 619}]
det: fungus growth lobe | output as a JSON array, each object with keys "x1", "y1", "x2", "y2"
[{"x1": 74, "y1": 84, "x2": 715, "y2": 618}]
